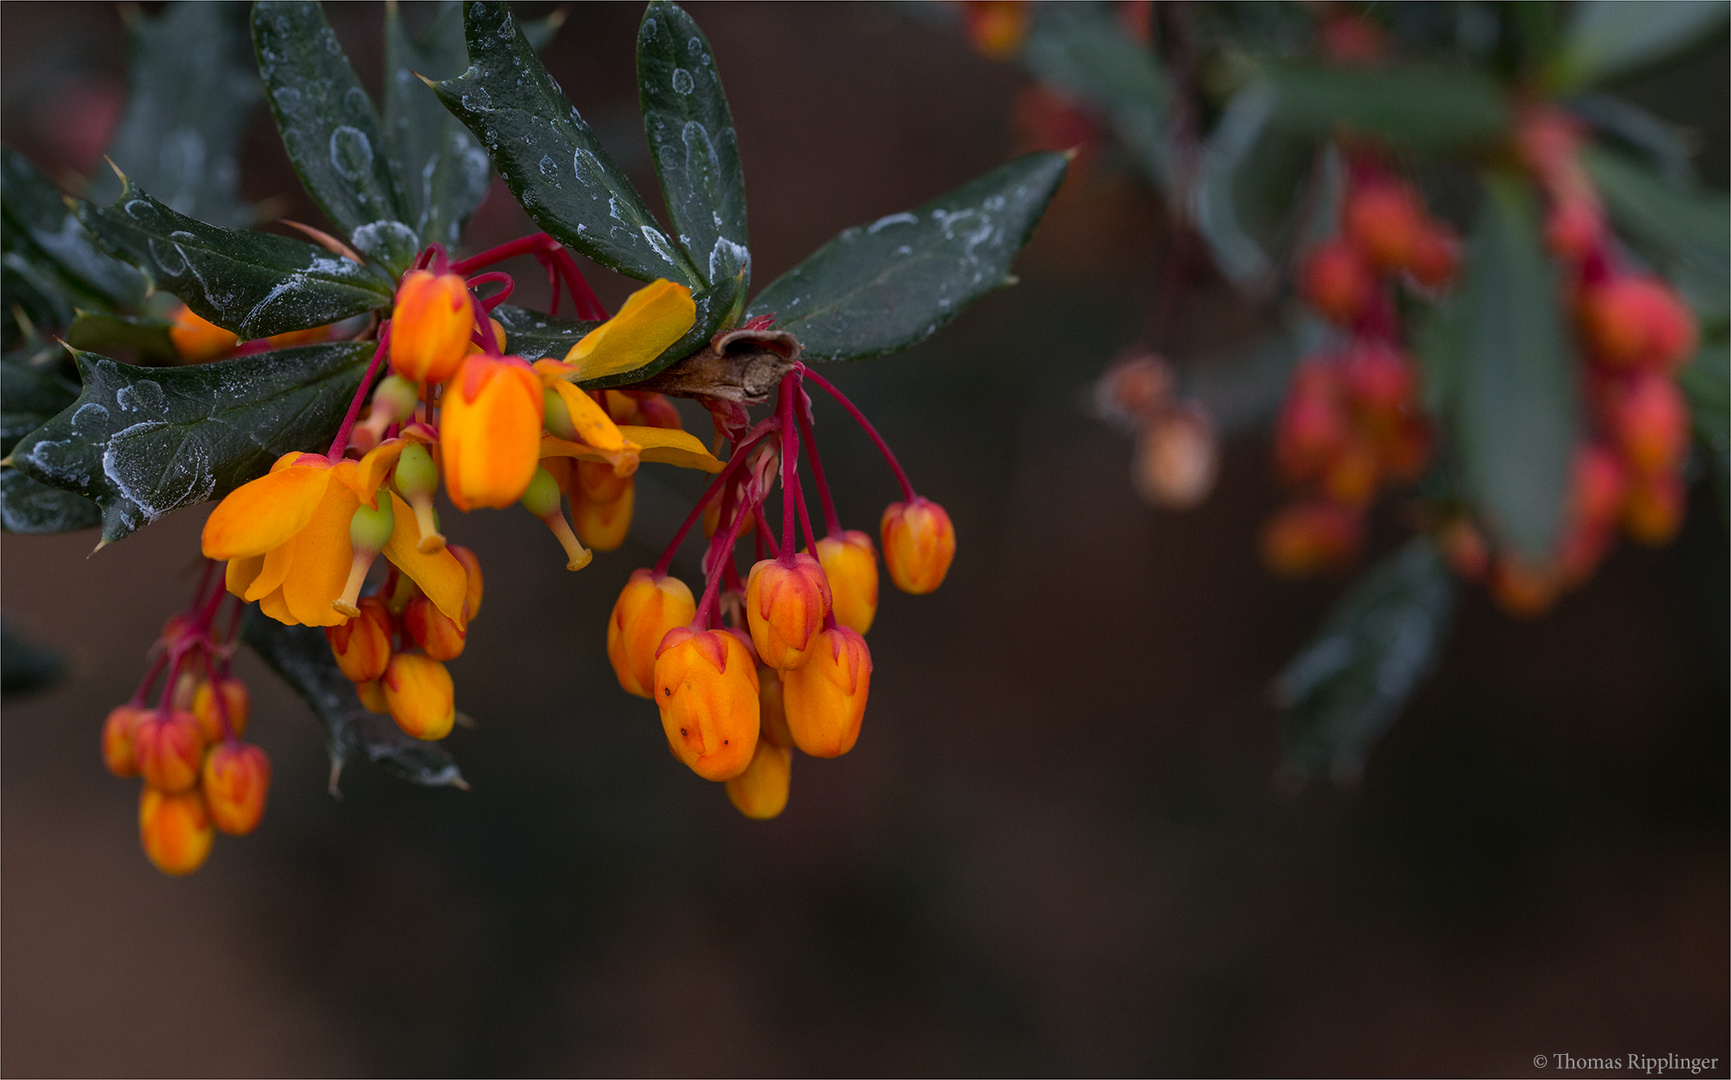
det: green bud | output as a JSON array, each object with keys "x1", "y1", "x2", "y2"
[
  {"x1": 349, "y1": 500, "x2": 396, "y2": 553},
  {"x1": 520, "y1": 466, "x2": 563, "y2": 519},
  {"x1": 371, "y1": 374, "x2": 421, "y2": 423},
  {"x1": 543, "y1": 387, "x2": 579, "y2": 441},
  {"x1": 393, "y1": 443, "x2": 439, "y2": 499}
]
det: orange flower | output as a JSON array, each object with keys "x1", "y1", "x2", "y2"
[
  {"x1": 190, "y1": 677, "x2": 249, "y2": 743},
  {"x1": 572, "y1": 483, "x2": 635, "y2": 552},
  {"x1": 653, "y1": 627, "x2": 760, "y2": 781},
  {"x1": 102, "y1": 705, "x2": 149, "y2": 777},
  {"x1": 133, "y1": 709, "x2": 204, "y2": 793},
  {"x1": 726, "y1": 739, "x2": 793, "y2": 820},
  {"x1": 327, "y1": 596, "x2": 394, "y2": 682},
  {"x1": 781, "y1": 626, "x2": 871, "y2": 758},
  {"x1": 167, "y1": 302, "x2": 238, "y2": 363},
  {"x1": 745, "y1": 554, "x2": 832, "y2": 669},
  {"x1": 202, "y1": 742, "x2": 271, "y2": 836},
  {"x1": 139, "y1": 787, "x2": 214, "y2": 876},
  {"x1": 390, "y1": 270, "x2": 475, "y2": 384},
  {"x1": 757, "y1": 664, "x2": 793, "y2": 749},
  {"x1": 812, "y1": 531, "x2": 878, "y2": 635},
  {"x1": 383, "y1": 653, "x2": 455, "y2": 741},
  {"x1": 441, "y1": 354, "x2": 543, "y2": 510},
  {"x1": 204, "y1": 446, "x2": 468, "y2": 628},
  {"x1": 880, "y1": 497, "x2": 956, "y2": 594},
  {"x1": 1579, "y1": 275, "x2": 1697, "y2": 372},
  {"x1": 404, "y1": 595, "x2": 466, "y2": 661},
  {"x1": 607, "y1": 569, "x2": 696, "y2": 698}
]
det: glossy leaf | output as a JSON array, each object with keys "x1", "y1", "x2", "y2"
[
  {"x1": 8, "y1": 343, "x2": 374, "y2": 542},
  {"x1": 1, "y1": 148, "x2": 146, "y2": 312},
  {"x1": 1451, "y1": 173, "x2": 1580, "y2": 561},
  {"x1": 432, "y1": 1, "x2": 699, "y2": 285},
  {"x1": 492, "y1": 304, "x2": 600, "y2": 362},
  {"x1": 1264, "y1": 62, "x2": 1510, "y2": 151},
  {"x1": 241, "y1": 606, "x2": 464, "y2": 791},
  {"x1": 89, "y1": 2, "x2": 261, "y2": 229},
  {"x1": 747, "y1": 152, "x2": 1069, "y2": 361},
  {"x1": 79, "y1": 178, "x2": 394, "y2": 339},
  {"x1": 1192, "y1": 80, "x2": 1322, "y2": 290},
  {"x1": 1, "y1": 350, "x2": 79, "y2": 456},
  {"x1": 1277, "y1": 537, "x2": 1455, "y2": 784},
  {"x1": 0, "y1": 467, "x2": 101, "y2": 534},
  {"x1": 1023, "y1": 4, "x2": 1172, "y2": 194},
  {"x1": 385, "y1": 1, "x2": 491, "y2": 252},
  {"x1": 1550, "y1": 0, "x2": 1731, "y2": 90},
  {"x1": 253, "y1": 0, "x2": 418, "y2": 271},
  {"x1": 638, "y1": 0, "x2": 749, "y2": 288}
]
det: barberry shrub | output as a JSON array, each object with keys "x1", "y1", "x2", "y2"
[
  {"x1": 0, "y1": 0, "x2": 1067, "y2": 871},
  {"x1": 987, "y1": 1, "x2": 1728, "y2": 782}
]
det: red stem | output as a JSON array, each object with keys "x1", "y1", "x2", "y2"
[
  {"x1": 466, "y1": 270, "x2": 515, "y2": 312},
  {"x1": 753, "y1": 505, "x2": 777, "y2": 559},
  {"x1": 799, "y1": 366, "x2": 916, "y2": 502},
  {"x1": 794, "y1": 394, "x2": 843, "y2": 536},
  {"x1": 651, "y1": 420, "x2": 778, "y2": 577},
  {"x1": 693, "y1": 500, "x2": 755, "y2": 630},
  {"x1": 450, "y1": 233, "x2": 608, "y2": 322},
  {"x1": 130, "y1": 651, "x2": 169, "y2": 707},
  {"x1": 328, "y1": 328, "x2": 391, "y2": 460},
  {"x1": 777, "y1": 374, "x2": 799, "y2": 556}
]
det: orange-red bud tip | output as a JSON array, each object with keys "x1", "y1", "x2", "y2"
[
  {"x1": 383, "y1": 653, "x2": 456, "y2": 740},
  {"x1": 880, "y1": 497, "x2": 956, "y2": 595},
  {"x1": 404, "y1": 594, "x2": 466, "y2": 661},
  {"x1": 202, "y1": 742, "x2": 271, "y2": 836},
  {"x1": 102, "y1": 704, "x2": 149, "y2": 777},
  {"x1": 190, "y1": 676, "x2": 249, "y2": 743},
  {"x1": 390, "y1": 270, "x2": 475, "y2": 384},
  {"x1": 653, "y1": 627, "x2": 760, "y2": 781},
  {"x1": 745, "y1": 554, "x2": 833, "y2": 669},
  {"x1": 607, "y1": 569, "x2": 696, "y2": 698},
  {"x1": 133, "y1": 709, "x2": 205, "y2": 793},
  {"x1": 327, "y1": 596, "x2": 395, "y2": 682}
]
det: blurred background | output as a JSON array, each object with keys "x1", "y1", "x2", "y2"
[{"x1": 2, "y1": 2, "x2": 1726, "y2": 1074}]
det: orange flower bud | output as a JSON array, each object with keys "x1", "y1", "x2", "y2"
[
  {"x1": 572, "y1": 482, "x2": 635, "y2": 552},
  {"x1": 1408, "y1": 224, "x2": 1460, "y2": 288},
  {"x1": 449, "y1": 543, "x2": 484, "y2": 620},
  {"x1": 758, "y1": 665, "x2": 793, "y2": 749},
  {"x1": 1579, "y1": 275, "x2": 1697, "y2": 372},
  {"x1": 607, "y1": 569, "x2": 696, "y2": 698},
  {"x1": 1341, "y1": 344, "x2": 1417, "y2": 418},
  {"x1": 1301, "y1": 240, "x2": 1373, "y2": 325},
  {"x1": 190, "y1": 676, "x2": 249, "y2": 744},
  {"x1": 1490, "y1": 556, "x2": 1562, "y2": 617},
  {"x1": 1276, "y1": 361, "x2": 1349, "y2": 482},
  {"x1": 745, "y1": 554, "x2": 833, "y2": 669},
  {"x1": 356, "y1": 677, "x2": 389, "y2": 714},
  {"x1": 1322, "y1": 435, "x2": 1380, "y2": 507},
  {"x1": 382, "y1": 653, "x2": 455, "y2": 741},
  {"x1": 1133, "y1": 404, "x2": 1219, "y2": 510},
  {"x1": 201, "y1": 742, "x2": 271, "y2": 836},
  {"x1": 327, "y1": 596, "x2": 395, "y2": 682},
  {"x1": 440, "y1": 354, "x2": 543, "y2": 511},
  {"x1": 1622, "y1": 470, "x2": 1685, "y2": 546},
  {"x1": 813, "y1": 531, "x2": 879, "y2": 635},
  {"x1": 133, "y1": 709, "x2": 205, "y2": 793},
  {"x1": 404, "y1": 595, "x2": 466, "y2": 661},
  {"x1": 961, "y1": 0, "x2": 1031, "y2": 60},
  {"x1": 653, "y1": 627, "x2": 760, "y2": 781},
  {"x1": 726, "y1": 739, "x2": 793, "y2": 820},
  {"x1": 880, "y1": 497, "x2": 957, "y2": 595},
  {"x1": 1344, "y1": 180, "x2": 1424, "y2": 271},
  {"x1": 139, "y1": 786, "x2": 214, "y2": 876},
  {"x1": 575, "y1": 458, "x2": 631, "y2": 503},
  {"x1": 781, "y1": 626, "x2": 872, "y2": 759},
  {"x1": 1608, "y1": 372, "x2": 1689, "y2": 476},
  {"x1": 167, "y1": 302, "x2": 238, "y2": 363},
  {"x1": 1261, "y1": 502, "x2": 1362, "y2": 577},
  {"x1": 390, "y1": 270, "x2": 475, "y2": 384},
  {"x1": 102, "y1": 705, "x2": 149, "y2": 777}
]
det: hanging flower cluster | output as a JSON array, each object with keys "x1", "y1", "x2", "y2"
[
  {"x1": 1264, "y1": 159, "x2": 1458, "y2": 576},
  {"x1": 100, "y1": 567, "x2": 269, "y2": 875}
]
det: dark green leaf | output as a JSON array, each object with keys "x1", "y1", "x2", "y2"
[
  {"x1": 79, "y1": 177, "x2": 394, "y2": 339},
  {"x1": 253, "y1": 0, "x2": 418, "y2": 270},
  {"x1": 432, "y1": 1, "x2": 699, "y2": 285},
  {"x1": 1, "y1": 351, "x2": 79, "y2": 455},
  {"x1": 1452, "y1": 173, "x2": 1580, "y2": 561},
  {"x1": 0, "y1": 467, "x2": 101, "y2": 533},
  {"x1": 491, "y1": 303, "x2": 599, "y2": 362},
  {"x1": 1583, "y1": 145, "x2": 1730, "y2": 323},
  {"x1": 1265, "y1": 62, "x2": 1510, "y2": 151},
  {"x1": 1023, "y1": 4, "x2": 1172, "y2": 193},
  {"x1": 747, "y1": 152, "x2": 1069, "y2": 361},
  {"x1": 1191, "y1": 80, "x2": 1322, "y2": 289},
  {"x1": 385, "y1": 1, "x2": 491, "y2": 252},
  {"x1": 1, "y1": 148, "x2": 146, "y2": 310},
  {"x1": 8, "y1": 342, "x2": 375, "y2": 542},
  {"x1": 638, "y1": 0, "x2": 749, "y2": 289},
  {"x1": 241, "y1": 606, "x2": 464, "y2": 791},
  {"x1": 1550, "y1": 0, "x2": 1731, "y2": 90},
  {"x1": 1277, "y1": 536, "x2": 1455, "y2": 785},
  {"x1": 1567, "y1": 93, "x2": 1698, "y2": 188},
  {"x1": 65, "y1": 311, "x2": 179, "y2": 364},
  {"x1": 1, "y1": 621, "x2": 66, "y2": 698},
  {"x1": 89, "y1": 2, "x2": 262, "y2": 229}
]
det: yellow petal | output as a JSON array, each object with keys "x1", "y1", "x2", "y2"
[
  {"x1": 225, "y1": 555, "x2": 264, "y2": 599},
  {"x1": 257, "y1": 584, "x2": 295, "y2": 625},
  {"x1": 281, "y1": 479, "x2": 360, "y2": 627},
  {"x1": 350, "y1": 439, "x2": 406, "y2": 506},
  {"x1": 381, "y1": 492, "x2": 469, "y2": 625},
  {"x1": 201, "y1": 465, "x2": 333, "y2": 560},
  {"x1": 563, "y1": 279, "x2": 696, "y2": 382},
  {"x1": 538, "y1": 428, "x2": 721, "y2": 473},
  {"x1": 246, "y1": 533, "x2": 297, "y2": 602},
  {"x1": 549, "y1": 380, "x2": 626, "y2": 452}
]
